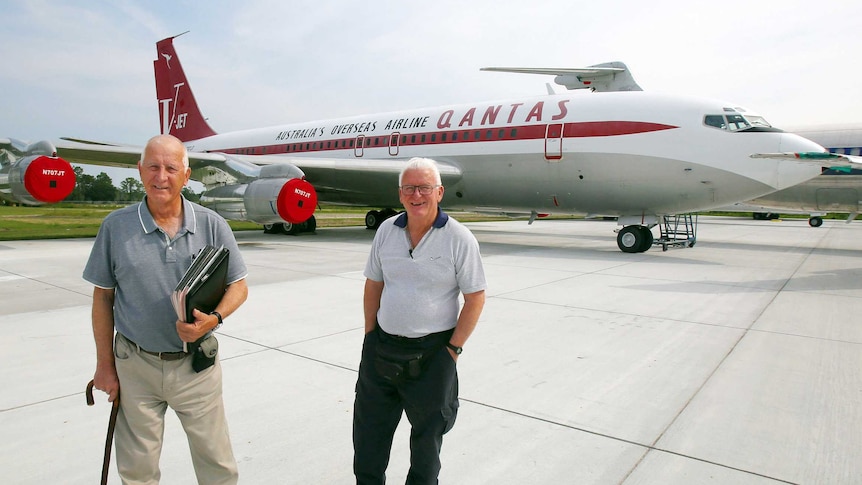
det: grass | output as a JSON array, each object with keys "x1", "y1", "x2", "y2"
[
  {"x1": 0, "y1": 203, "x2": 842, "y2": 241},
  {"x1": 0, "y1": 204, "x2": 122, "y2": 240},
  {"x1": 0, "y1": 203, "x2": 513, "y2": 241}
]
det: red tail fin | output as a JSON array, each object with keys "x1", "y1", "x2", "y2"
[{"x1": 154, "y1": 35, "x2": 217, "y2": 142}]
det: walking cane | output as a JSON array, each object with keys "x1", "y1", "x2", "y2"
[{"x1": 86, "y1": 380, "x2": 120, "y2": 485}]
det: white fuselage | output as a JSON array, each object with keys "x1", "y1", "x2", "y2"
[{"x1": 187, "y1": 91, "x2": 824, "y2": 217}]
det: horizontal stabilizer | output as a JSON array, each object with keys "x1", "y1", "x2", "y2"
[{"x1": 480, "y1": 62, "x2": 642, "y2": 92}]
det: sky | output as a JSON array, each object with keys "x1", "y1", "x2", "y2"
[{"x1": 1, "y1": 0, "x2": 860, "y2": 183}]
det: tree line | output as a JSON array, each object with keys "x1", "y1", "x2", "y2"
[{"x1": 66, "y1": 166, "x2": 199, "y2": 203}]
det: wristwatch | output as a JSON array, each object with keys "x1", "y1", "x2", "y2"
[
  {"x1": 446, "y1": 342, "x2": 463, "y2": 355},
  {"x1": 210, "y1": 311, "x2": 223, "y2": 330}
]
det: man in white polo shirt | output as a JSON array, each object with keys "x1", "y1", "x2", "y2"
[{"x1": 354, "y1": 157, "x2": 487, "y2": 484}]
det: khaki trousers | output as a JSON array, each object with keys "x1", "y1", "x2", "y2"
[{"x1": 113, "y1": 333, "x2": 238, "y2": 485}]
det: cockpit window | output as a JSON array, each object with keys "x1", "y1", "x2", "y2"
[
  {"x1": 703, "y1": 113, "x2": 780, "y2": 132},
  {"x1": 704, "y1": 115, "x2": 726, "y2": 129},
  {"x1": 745, "y1": 116, "x2": 771, "y2": 128},
  {"x1": 725, "y1": 114, "x2": 751, "y2": 131}
]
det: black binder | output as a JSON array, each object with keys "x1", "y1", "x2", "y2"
[{"x1": 172, "y1": 245, "x2": 230, "y2": 323}]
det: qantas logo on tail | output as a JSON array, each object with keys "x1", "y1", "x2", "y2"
[{"x1": 161, "y1": 53, "x2": 172, "y2": 69}]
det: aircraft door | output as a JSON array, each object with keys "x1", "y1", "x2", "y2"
[
  {"x1": 389, "y1": 132, "x2": 400, "y2": 156},
  {"x1": 545, "y1": 123, "x2": 563, "y2": 161},
  {"x1": 355, "y1": 135, "x2": 365, "y2": 157}
]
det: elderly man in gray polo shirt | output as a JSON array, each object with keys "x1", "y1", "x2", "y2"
[
  {"x1": 84, "y1": 134, "x2": 248, "y2": 485},
  {"x1": 354, "y1": 157, "x2": 487, "y2": 484}
]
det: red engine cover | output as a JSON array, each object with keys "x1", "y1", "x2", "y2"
[
  {"x1": 24, "y1": 156, "x2": 76, "y2": 203},
  {"x1": 276, "y1": 178, "x2": 318, "y2": 223}
]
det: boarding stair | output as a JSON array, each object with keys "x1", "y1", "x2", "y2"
[{"x1": 654, "y1": 214, "x2": 697, "y2": 251}]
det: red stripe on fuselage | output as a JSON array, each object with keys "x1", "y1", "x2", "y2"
[
  {"x1": 216, "y1": 121, "x2": 677, "y2": 156},
  {"x1": 565, "y1": 121, "x2": 675, "y2": 137}
]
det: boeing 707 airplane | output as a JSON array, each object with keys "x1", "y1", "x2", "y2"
[{"x1": 1, "y1": 33, "x2": 854, "y2": 252}]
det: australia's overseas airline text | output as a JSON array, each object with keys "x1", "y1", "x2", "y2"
[{"x1": 273, "y1": 100, "x2": 570, "y2": 142}]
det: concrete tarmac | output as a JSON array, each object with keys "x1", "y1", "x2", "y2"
[{"x1": 1, "y1": 216, "x2": 860, "y2": 484}]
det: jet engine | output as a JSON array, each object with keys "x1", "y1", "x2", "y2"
[
  {"x1": 199, "y1": 162, "x2": 318, "y2": 224},
  {"x1": 1, "y1": 153, "x2": 76, "y2": 205},
  {"x1": 243, "y1": 176, "x2": 317, "y2": 224}
]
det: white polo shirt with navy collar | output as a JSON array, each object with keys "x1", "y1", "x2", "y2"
[{"x1": 364, "y1": 209, "x2": 486, "y2": 338}]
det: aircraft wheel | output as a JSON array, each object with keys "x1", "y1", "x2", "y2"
[
  {"x1": 305, "y1": 215, "x2": 317, "y2": 233},
  {"x1": 617, "y1": 226, "x2": 643, "y2": 253},
  {"x1": 637, "y1": 226, "x2": 654, "y2": 252},
  {"x1": 281, "y1": 222, "x2": 301, "y2": 235},
  {"x1": 809, "y1": 216, "x2": 823, "y2": 227},
  {"x1": 263, "y1": 223, "x2": 278, "y2": 234},
  {"x1": 365, "y1": 210, "x2": 382, "y2": 230}
]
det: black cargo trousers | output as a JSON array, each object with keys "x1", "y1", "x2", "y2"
[{"x1": 353, "y1": 326, "x2": 459, "y2": 485}]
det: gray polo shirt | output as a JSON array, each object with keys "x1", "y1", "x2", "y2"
[
  {"x1": 83, "y1": 197, "x2": 247, "y2": 352},
  {"x1": 364, "y1": 209, "x2": 486, "y2": 338}
]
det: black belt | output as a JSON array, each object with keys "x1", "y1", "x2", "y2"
[
  {"x1": 377, "y1": 326, "x2": 452, "y2": 345},
  {"x1": 121, "y1": 334, "x2": 188, "y2": 361}
]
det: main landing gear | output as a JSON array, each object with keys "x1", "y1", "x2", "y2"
[
  {"x1": 263, "y1": 216, "x2": 317, "y2": 235},
  {"x1": 364, "y1": 209, "x2": 399, "y2": 230},
  {"x1": 616, "y1": 225, "x2": 654, "y2": 253},
  {"x1": 616, "y1": 214, "x2": 697, "y2": 253}
]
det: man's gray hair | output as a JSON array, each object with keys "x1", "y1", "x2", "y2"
[{"x1": 399, "y1": 157, "x2": 442, "y2": 185}]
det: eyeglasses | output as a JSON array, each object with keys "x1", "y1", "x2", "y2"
[{"x1": 399, "y1": 184, "x2": 439, "y2": 195}]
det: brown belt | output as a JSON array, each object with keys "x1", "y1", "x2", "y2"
[
  {"x1": 121, "y1": 334, "x2": 188, "y2": 361},
  {"x1": 139, "y1": 348, "x2": 188, "y2": 361}
]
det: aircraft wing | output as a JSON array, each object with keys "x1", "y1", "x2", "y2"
[
  {"x1": 53, "y1": 140, "x2": 463, "y2": 207},
  {"x1": 245, "y1": 155, "x2": 463, "y2": 207},
  {"x1": 750, "y1": 152, "x2": 862, "y2": 171}
]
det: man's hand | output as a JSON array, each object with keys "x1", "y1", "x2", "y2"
[
  {"x1": 176, "y1": 309, "x2": 218, "y2": 342},
  {"x1": 93, "y1": 364, "x2": 120, "y2": 402}
]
